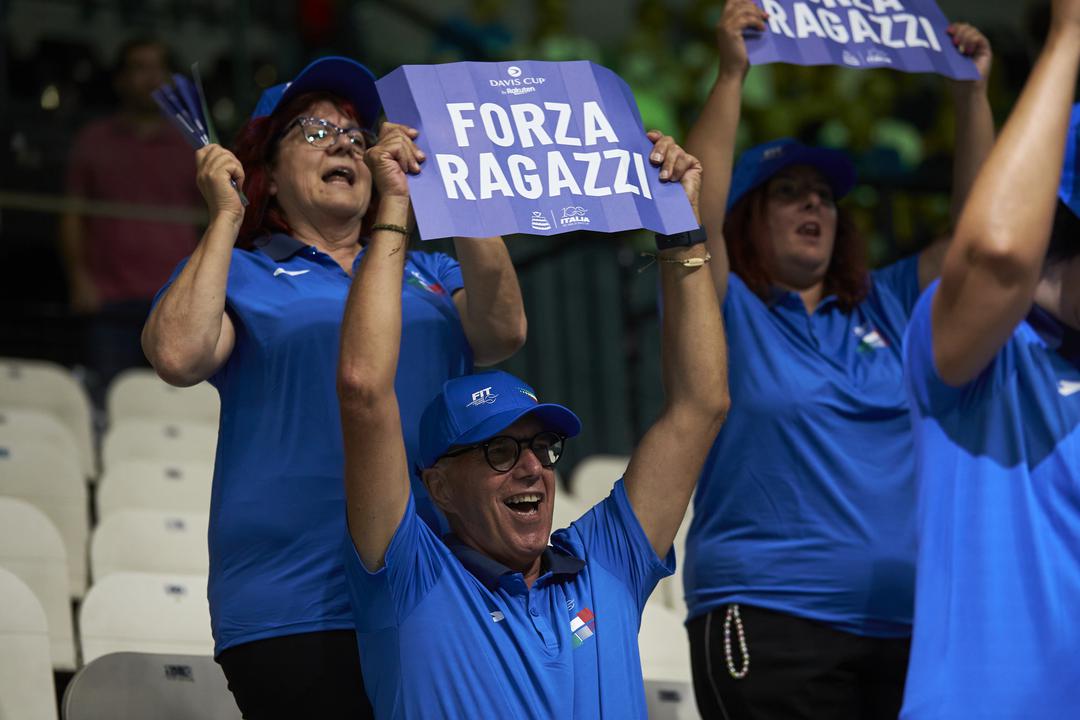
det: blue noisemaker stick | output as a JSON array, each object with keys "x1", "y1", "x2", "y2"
[{"x1": 152, "y1": 69, "x2": 248, "y2": 207}]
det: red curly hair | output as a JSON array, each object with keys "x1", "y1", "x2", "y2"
[
  {"x1": 231, "y1": 91, "x2": 370, "y2": 248},
  {"x1": 724, "y1": 185, "x2": 869, "y2": 311}
]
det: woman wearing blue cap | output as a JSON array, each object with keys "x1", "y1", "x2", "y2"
[
  {"x1": 142, "y1": 57, "x2": 526, "y2": 718},
  {"x1": 680, "y1": 2, "x2": 994, "y2": 718}
]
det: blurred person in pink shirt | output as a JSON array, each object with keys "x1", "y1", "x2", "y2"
[{"x1": 61, "y1": 37, "x2": 201, "y2": 397}]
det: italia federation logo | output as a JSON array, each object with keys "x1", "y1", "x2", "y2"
[
  {"x1": 406, "y1": 270, "x2": 447, "y2": 296},
  {"x1": 467, "y1": 386, "x2": 498, "y2": 407},
  {"x1": 570, "y1": 608, "x2": 596, "y2": 648},
  {"x1": 854, "y1": 325, "x2": 888, "y2": 353}
]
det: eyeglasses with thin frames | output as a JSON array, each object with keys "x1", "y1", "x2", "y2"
[
  {"x1": 439, "y1": 431, "x2": 567, "y2": 473},
  {"x1": 287, "y1": 116, "x2": 377, "y2": 153}
]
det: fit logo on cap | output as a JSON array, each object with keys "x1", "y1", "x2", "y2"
[
  {"x1": 466, "y1": 387, "x2": 498, "y2": 407},
  {"x1": 763, "y1": 147, "x2": 785, "y2": 160}
]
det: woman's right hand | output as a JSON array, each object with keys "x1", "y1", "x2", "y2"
[
  {"x1": 195, "y1": 144, "x2": 246, "y2": 225},
  {"x1": 716, "y1": 0, "x2": 768, "y2": 77}
]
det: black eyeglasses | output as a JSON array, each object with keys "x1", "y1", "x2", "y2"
[
  {"x1": 288, "y1": 116, "x2": 376, "y2": 153},
  {"x1": 440, "y1": 431, "x2": 566, "y2": 473}
]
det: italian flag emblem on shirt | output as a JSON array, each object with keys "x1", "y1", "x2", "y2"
[
  {"x1": 407, "y1": 270, "x2": 447, "y2": 296},
  {"x1": 570, "y1": 608, "x2": 595, "y2": 648}
]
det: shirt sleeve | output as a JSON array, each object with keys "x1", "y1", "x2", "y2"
[
  {"x1": 411, "y1": 250, "x2": 465, "y2": 297},
  {"x1": 342, "y1": 492, "x2": 447, "y2": 632},
  {"x1": 554, "y1": 479, "x2": 674, "y2": 616},
  {"x1": 871, "y1": 254, "x2": 922, "y2": 320},
  {"x1": 903, "y1": 280, "x2": 1017, "y2": 419}
]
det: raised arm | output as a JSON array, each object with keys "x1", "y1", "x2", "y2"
[
  {"x1": 932, "y1": 1, "x2": 1080, "y2": 386},
  {"x1": 452, "y1": 236, "x2": 527, "y2": 366},
  {"x1": 624, "y1": 133, "x2": 730, "y2": 558},
  {"x1": 919, "y1": 23, "x2": 996, "y2": 289},
  {"x1": 142, "y1": 144, "x2": 241, "y2": 386},
  {"x1": 685, "y1": 0, "x2": 767, "y2": 302},
  {"x1": 338, "y1": 125, "x2": 421, "y2": 571}
]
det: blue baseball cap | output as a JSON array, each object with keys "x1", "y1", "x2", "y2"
[
  {"x1": 419, "y1": 370, "x2": 582, "y2": 469},
  {"x1": 251, "y1": 56, "x2": 381, "y2": 130},
  {"x1": 728, "y1": 138, "x2": 857, "y2": 211},
  {"x1": 1058, "y1": 104, "x2": 1080, "y2": 218}
]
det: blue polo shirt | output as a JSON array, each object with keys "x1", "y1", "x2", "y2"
[
  {"x1": 900, "y1": 283, "x2": 1080, "y2": 719},
  {"x1": 345, "y1": 479, "x2": 673, "y2": 719},
  {"x1": 684, "y1": 257, "x2": 921, "y2": 636},
  {"x1": 153, "y1": 233, "x2": 472, "y2": 654}
]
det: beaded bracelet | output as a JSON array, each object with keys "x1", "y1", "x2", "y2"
[
  {"x1": 638, "y1": 251, "x2": 712, "y2": 272},
  {"x1": 371, "y1": 223, "x2": 410, "y2": 237}
]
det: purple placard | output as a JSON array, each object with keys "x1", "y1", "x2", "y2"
[
  {"x1": 747, "y1": 0, "x2": 979, "y2": 80},
  {"x1": 376, "y1": 61, "x2": 699, "y2": 240}
]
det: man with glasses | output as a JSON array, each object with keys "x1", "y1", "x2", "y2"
[{"x1": 336, "y1": 126, "x2": 728, "y2": 718}]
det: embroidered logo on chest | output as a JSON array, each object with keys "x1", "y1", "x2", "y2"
[
  {"x1": 406, "y1": 270, "x2": 447, "y2": 296},
  {"x1": 1059, "y1": 379, "x2": 1080, "y2": 398},
  {"x1": 854, "y1": 324, "x2": 889, "y2": 353},
  {"x1": 570, "y1": 608, "x2": 595, "y2": 648}
]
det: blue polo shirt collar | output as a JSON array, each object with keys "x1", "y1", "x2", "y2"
[
  {"x1": 443, "y1": 534, "x2": 586, "y2": 592},
  {"x1": 254, "y1": 233, "x2": 307, "y2": 262},
  {"x1": 766, "y1": 286, "x2": 839, "y2": 313}
]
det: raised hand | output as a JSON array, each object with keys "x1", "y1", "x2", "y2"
[
  {"x1": 647, "y1": 130, "x2": 704, "y2": 223},
  {"x1": 195, "y1": 144, "x2": 246, "y2": 224},
  {"x1": 948, "y1": 23, "x2": 993, "y2": 87},
  {"x1": 365, "y1": 122, "x2": 425, "y2": 199},
  {"x1": 716, "y1": 0, "x2": 768, "y2": 77}
]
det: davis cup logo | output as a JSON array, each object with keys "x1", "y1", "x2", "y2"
[
  {"x1": 490, "y1": 65, "x2": 547, "y2": 96},
  {"x1": 530, "y1": 211, "x2": 552, "y2": 231}
]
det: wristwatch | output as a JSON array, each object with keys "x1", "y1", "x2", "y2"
[{"x1": 655, "y1": 226, "x2": 707, "y2": 251}]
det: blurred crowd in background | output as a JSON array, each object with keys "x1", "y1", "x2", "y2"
[{"x1": 0, "y1": 0, "x2": 1055, "y2": 465}]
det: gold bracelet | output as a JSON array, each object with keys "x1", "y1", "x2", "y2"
[
  {"x1": 638, "y1": 251, "x2": 712, "y2": 272},
  {"x1": 372, "y1": 223, "x2": 411, "y2": 237}
]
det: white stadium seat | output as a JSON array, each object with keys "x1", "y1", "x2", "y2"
[
  {"x1": 0, "y1": 567, "x2": 59, "y2": 720},
  {"x1": 79, "y1": 572, "x2": 213, "y2": 663},
  {"x1": 639, "y1": 602, "x2": 699, "y2": 719},
  {"x1": 107, "y1": 368, "x2": 220, "y2": 426},
  {"x1": 0, "y1": 357, "x2": 95, "y2": 478},
  {"x1": 91, "y1": 510, "x2": 209, "y2": 582},
  {"x1": 0, "y1": 498, "x2": 77, "y2": 670},
  {"x1": 97, "y1": 460, "x2": 213, "y2": 520},
  {"x1": 0, "y1": 438, "x2": 89, "y2": 597},
  {"x1": 102, "y1": 420, "x2": 217, "y2": 470},
  {"x1": 0, "y1": 406, "x2": 82, "y2": 469},
  {"x1": 568, "y1": 454, "x2": 630, "y2": 510},
  {"x1": 63, "y1": 652, "x2": 241, "y2": 720}
]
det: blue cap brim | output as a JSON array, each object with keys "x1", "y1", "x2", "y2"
[
  {"x1": 252, "y1": 56, "x2": 381, "y2": 130},
  {"x1": 729, "y1": 144, "x2": 857, "y2": 211}
]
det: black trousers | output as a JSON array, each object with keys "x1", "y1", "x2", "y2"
[
  {"x1": 687, "y1": 604, "x2": 910, "y2": 720},
  {"x1": 216, "y1": 630, "x2": 374, "y2": 720}
]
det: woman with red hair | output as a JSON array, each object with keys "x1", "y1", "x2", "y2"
[
  {"x1": 680, "y1": 3, "x2": 994, "y2": 718},
  {"x1": 142, "y1": 57, "x2": 525, "y2": 718}
]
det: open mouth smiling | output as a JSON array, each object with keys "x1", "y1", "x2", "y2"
[
  {"x1": 503, "y1": 492, "x2": 543, "y2": 516},
  {"x1": 322, "y1": 166, "x2": 355, "y2": 185},
  {"x1": 796, "y1": 221, "x2": 822, "y2": 237}
]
